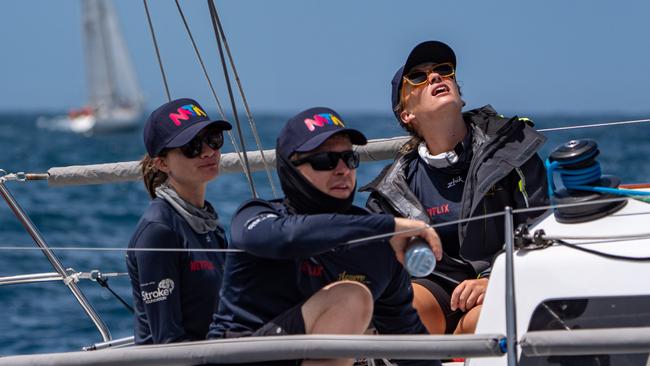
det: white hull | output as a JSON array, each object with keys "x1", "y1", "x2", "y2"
[
  {"x1": 470, "y1": 192, "x2": 650, "y2": 365},
  {"x1": 37, "y1": 108, "x2": 142, "y2": 135}
]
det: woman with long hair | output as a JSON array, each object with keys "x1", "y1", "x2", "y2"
[{"x1": 127, "y1": 98, "x2": 232, "y2": 344}]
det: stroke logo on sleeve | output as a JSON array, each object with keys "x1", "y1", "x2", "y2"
[{"x1": 142, "y1": 278, "x2": 175, "y2": 304}]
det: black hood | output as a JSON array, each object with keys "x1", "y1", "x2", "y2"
[{"x1": 277, "y1": 152, "x2": 355, "y2": 215}]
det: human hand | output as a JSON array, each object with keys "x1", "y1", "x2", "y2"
[
  {"x1": 450, "y1": 278, "x2": 488, "y2": 312},
  {"x1": 389, "y1": 218, "x2": 442, "y2": 265}
]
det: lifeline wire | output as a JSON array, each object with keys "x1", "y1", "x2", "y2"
[
  {"x1": 142, "y1": 0, "x2": 171, "y2": 102},
  {"x1": 3, "y1": 196, "x2": 650, "y2": 253},
  {"x1": 208, "y1": 0, "x2": 257, "y2": 198},
  {"x1": 0, "y1": 246, "x2": 244, "y2": 253},
  {"x1": 171, "y1": 0, "x2": 253, "y2": 189},
  {"x1": 343, "y1": 211, "x2": 508, "y2": 245},
  {"x1": 3, "y1": 205, "x2": 650, "y2": 254}
]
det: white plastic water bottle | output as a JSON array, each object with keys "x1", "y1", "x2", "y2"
[{"x1": 404, "y1": 237, "x2": 436, "y2": 277}]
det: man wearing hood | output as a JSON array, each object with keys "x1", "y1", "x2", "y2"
[{"x1": 208, "y1": 107, "x2": 442, "y2": 366}]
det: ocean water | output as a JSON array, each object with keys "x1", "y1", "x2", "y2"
[{"x1": 1, "y1": 110, "x2": 650, "y2": 356}]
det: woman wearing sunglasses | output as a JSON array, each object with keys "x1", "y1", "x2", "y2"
[
  {"x1": 126, "y1": 98, "x2": 231, "y2": 344},
  {"x1": 362, "y1": 41, "x2": 548, "y2": 335},
  {"x1": 209, "y1": 107, "x2": 442, "y2": 366}
]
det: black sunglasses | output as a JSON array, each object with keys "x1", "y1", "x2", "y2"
[
  {"x1": 292, "y1": 150, "x2": 360, "y2": 171},
  {"x1": 178, "y1": 129, "x2": 224, "y2": 158}
]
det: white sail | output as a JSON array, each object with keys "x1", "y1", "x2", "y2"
[
  {"x1": 82, "y1": 0, "x2": 142, "y2": 115},
  {"x1": 37, "y1": 0, "x2": 143, "y2": 134},
  {"x1": 82, "y1": 0, "x2": 143, "y2": 113}
]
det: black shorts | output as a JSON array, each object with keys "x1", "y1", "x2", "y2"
[
  {"x1": 251, "y1": 302, "x2": 306, "y2": 337},
  {"x1": 221, "y1": 303, "x2": 306, "y2": 366},
  {"x1": 413, "y1": 277, "x2": 464, "y2": 334}
]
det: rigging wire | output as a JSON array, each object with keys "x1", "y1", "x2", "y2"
[
  {"x1": 209, "y1": 0, "x2": 279, "y2": 198},
  {"x1": 95, "y1": 276, "x2": 135, "y2": 314},
  {"x1": 142, "y1": 0, "x2": 171, "y2": 102},
  {"x1": 173, "y1": 0, "x2": 226, "y2": 120},
  {"x1": 207, "y1": 0, "x2": 257, "y2": 198},
  {"x1": 538, "y1": 118, "x2": 650, "y2": 132},
  {"x1": 171, "y1": 0, "x2": 252, "y2": 189}
]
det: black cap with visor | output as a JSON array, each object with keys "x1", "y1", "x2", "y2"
[{"x1": 391, "y1": 41, "x2": 457, "y2": 120}]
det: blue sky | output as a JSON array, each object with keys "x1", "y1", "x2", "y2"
[{"x1": 1, "y1": 0, "x2": 649, "y2": 116}]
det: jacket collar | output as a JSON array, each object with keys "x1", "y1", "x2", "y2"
[
  {"x1": 360, "y1": 104, "x2": 542, "y2": 220},
  {"x1": 360, "y1": 105, "x2": 496, "y2": 195}
]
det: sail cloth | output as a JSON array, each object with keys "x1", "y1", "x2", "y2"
[
  {"x1": 47, "y1": 136, "x2": 410, "y2": 187},
  {"x1": 82, "y1": 0, "x2": 143, "y2": 115}
]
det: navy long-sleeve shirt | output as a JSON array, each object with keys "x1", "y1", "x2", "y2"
[
  {"x1": 127, "y1": 198, "x2": 227, "y2": 344},
  {"x1": 297, "y1": 240, "x2": 428, "y2": 336},
  {"x1": 208, "y1": 198, "x2": 396, "y2": 338},
  {"x1": 208, "y1": 199, "x2": 440, "y2": 366},
  {"x1": 295, "y1": 210, "x2": 439, "y2": 366}
]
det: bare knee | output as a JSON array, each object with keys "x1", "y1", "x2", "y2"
[
  {"x1": 313, "y1": 280, "x2": 373, "y2": 320},
  {"x1": 302, "y1": 280, "x2": 373, "y2": 334},
  {"x1": 327, "y1": 280, "x2": 373, "y2": 312}
]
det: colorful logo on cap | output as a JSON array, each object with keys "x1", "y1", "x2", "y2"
[
  {"x1": 304, "y1": 113, "x2": 344, "y2": 132},
  {"x1": 168, "y1": 104, "x2": 207, "y2": 126}
]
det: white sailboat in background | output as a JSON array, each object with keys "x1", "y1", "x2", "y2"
[{"x1": 39, "y1": 0, "x2": 144, "y2": 134}]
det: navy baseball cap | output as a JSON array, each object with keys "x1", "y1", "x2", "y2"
[
  {"x1": 391, "y1": 41, "x2": 456, "y2": 120},
  {"x1": 143, "y1": 98, "x2": 232, "y2": 156},
  {"x1": 277, "y1": 107, "x2": 367, "y2": 159}
]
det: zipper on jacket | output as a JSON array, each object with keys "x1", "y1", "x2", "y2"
[{"x1": 515, "y1": 167, "x2": 530, "y2": 208}]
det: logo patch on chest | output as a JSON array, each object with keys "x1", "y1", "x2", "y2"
[
  {"x1": 337, "y1": 271, "x2": 369, "y2": 285},
  {"x1": 447, "y1": 176, "x2": 464, "y2": 189},
  {"x1": 300, "y1": 260, "x2": 324, "y2": 277},
  {"x1": 427, "y1": 204, "x2": 450, "y2": 217},
  {"x1": 190, "y1": 260, "x2": 215, "y2": 271}
]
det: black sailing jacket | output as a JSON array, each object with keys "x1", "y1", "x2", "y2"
[{"x1": 361, "y1": 105, "x2": 549, "y2": 277}]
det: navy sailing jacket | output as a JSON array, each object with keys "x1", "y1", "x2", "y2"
[{"x1": 127, "y1": 198, "x2": 227, "y2": 344}]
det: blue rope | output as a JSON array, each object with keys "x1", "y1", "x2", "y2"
[{"x1": 546, "y1": 155, "x2": 650, "y2": 197}]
